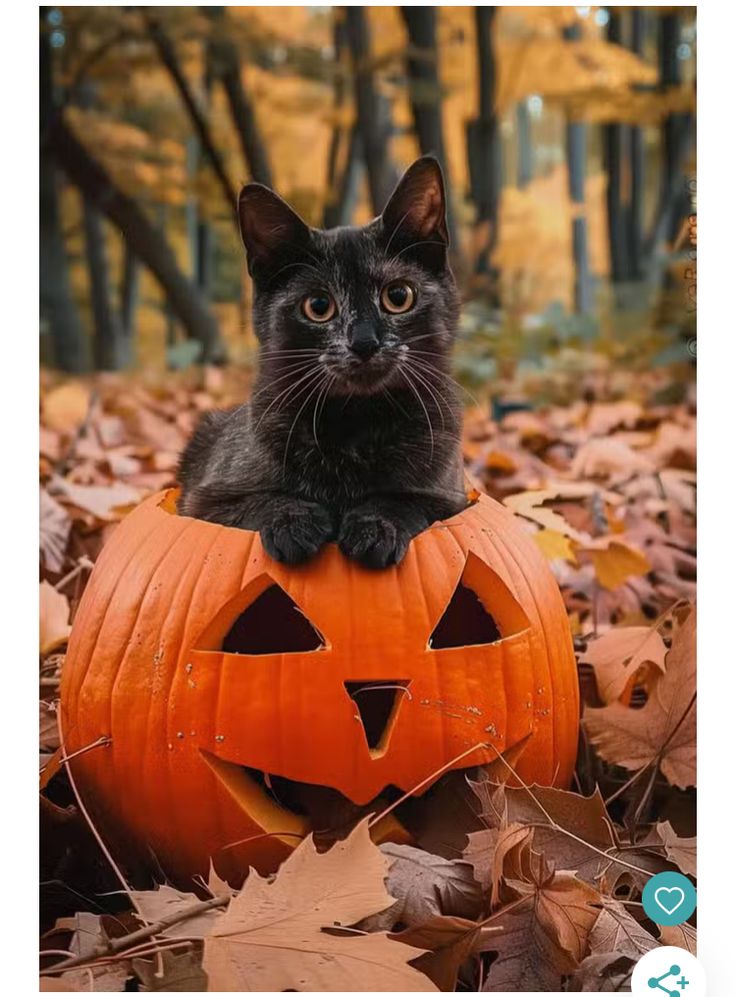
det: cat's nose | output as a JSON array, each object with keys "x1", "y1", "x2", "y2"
[{"x1": 348, "y1": 322, "x2": 380, "y2": 360}]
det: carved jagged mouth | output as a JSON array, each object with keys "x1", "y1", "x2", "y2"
[{"x1": 200, "y1": 751, "x2": 410, "y2": 848}]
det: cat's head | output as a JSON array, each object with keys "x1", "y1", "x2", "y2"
[{"x1": 238, "y1": 157, "x2": 459, "y2": 397}]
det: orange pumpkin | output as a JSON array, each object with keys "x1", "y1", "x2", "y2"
[{"x1": 60, "y1": 489, "x2": 578, "y2": 885}]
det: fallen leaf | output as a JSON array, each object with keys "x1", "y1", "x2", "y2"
[
  {"x1": 588, "y1": 899, "x2": 658, "y2": 958},
  {"x1": 51, "y1": 477, "x2": 143, "y2": 522},
  {"x1": 660, "y1": 921, "x2": 696, "y2": 953},
  {"x1": 656, "y1": 821, "x2": 696, "y2": 877},
  {"x1": 392, "y1": 916, "x2": 482, "y2": 992},
  {"x1": 40, "y1": 581, "x2": 71, "y2": 655},
  {"x1": 130, "y1": 885, "x2": 224, "y2": 939},
  {"x1": 40, "y1": 491, "x2": 71, "y2": 574},
  {"x1": 571, "y1": 436, "x2": 656, "y2": 481},
  {"x1": 581, "y1": 625, "x2": 668, "y2": 703},
  {"x1": 533, "y1": 528, "x2": 578, "y2": 563},
  {"x1": 568, "y1": 952, "x2": 635, "y2": 991},
  {"x1": 584, "y1": 606, "x2": 696, "y2": 788},
  {"x1": 359, "y1": 844, "x2": 483, "y2": 932},
  {"x1": 504, "y1": 483, "x2": 622, "y2": 542},
  {"x1": 583, "y1": 540, "x2": 651, "y2": 590},
  {"x1": 202, "y1": 820, "x2": 437, "y2": 992},
  {"x1": 132, "y1": 950, "x2": 207, "y2": 992},
  {"x1": 43, "y1": 383, "x2": 92, "y2": 434}
]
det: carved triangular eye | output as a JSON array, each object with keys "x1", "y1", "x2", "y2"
[
  {"x1": 195, "y1": 576, "x2": 325, "y2": 655},
  {"x1": 223, "y1": 584, "x2": 324, "y2": 655},
  {"x1": 429, "y1": 552, "x2": 530, "y2": 649}
]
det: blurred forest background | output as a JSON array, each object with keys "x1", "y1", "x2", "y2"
[{"x1": 40, "y1": 4, "x2": 696, "y2": 392}]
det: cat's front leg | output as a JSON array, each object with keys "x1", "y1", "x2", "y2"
[
  {"x1": 180, "y1": 489, "x2": 334, "y2": 564},
  {"x1": 260, "y1": 497, "x2": 335, "y2": 564},
  {"x1": 338, "y1": 498, "x2": 432, "y2": 569}
]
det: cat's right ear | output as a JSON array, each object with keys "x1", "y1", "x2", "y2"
[{"x1": 238, "y1": 184, "x2": 311, "y2": 281}]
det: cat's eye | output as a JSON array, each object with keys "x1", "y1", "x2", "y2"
[
  {"x1": 302, "y1": 293, "x2": 336, "y2": 323},
  {"x1": 380, "y1": 281, "x2": 415, "y2": 314}
]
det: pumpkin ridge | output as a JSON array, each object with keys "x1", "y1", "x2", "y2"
[
  {"x1": 63, "y1": 512, "x2": 166, "y2": 716},
  {"x1": 105, "y1": 519, "x2": 202, "y2": 831},
  {"x1": 483, "y1": 513, "x2": 557, "y2": 783},
  {"x1": 149, "y1": 522, "x2": 230, "y2": 867}
]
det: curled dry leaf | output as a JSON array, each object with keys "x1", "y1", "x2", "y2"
[
  {"x1": 391, "y1": 916, "x2": 483, "y2": 992},
  {"x1": 358, "y1": 844, "x2": 483, "y2": 932},
  {"x1": 40, "y1": 581, "x2": 71, "y2": 655},
  {"x1": 132, "y1": 950, "x2": 207, "y2": 992},
  {"x1": 40, "y1": 490, "x2": 71, "y2": 574},
  {"x1": 478, "y1": 834, "x2": 601, "y2": 992},
  {"x1": 202, "y1": 820, "x2": 438, "y2": 992},
  {"x1": 584, "y1": 606, "x2": 696, "y2": 788},
  {"x1": 581, "y1": 624, "x2": 668, "y2": 703}
]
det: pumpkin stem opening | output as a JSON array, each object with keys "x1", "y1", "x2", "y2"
[
  {"x1": 222, "y1": 584, "x2": 324, "y2": 655},
  {"x1": 345, "y1": 681, "x2": 410, "y2": 753}
]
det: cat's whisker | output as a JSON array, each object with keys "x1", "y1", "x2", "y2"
[
  {"x1": 403, "y1": 361, "x2": 451, "y2": 430},
  {"x1": 283, "y1": 372, "x2": 330, "y2": 470},
  {"x1": 408, "y1": 357, "x2": 480, "y2": 406},
  {"x1": 312, "y1": 375, "x2": 335, "y2": 454},
  {"x1": 253, "y1": 365, "x2": 323, "y2": 433},
  {"x1": 399, "y1": 367, "x2": 435, "y2": 464},
  {"x1": 249, "y1": 361, "x2": 319, "y2": 402}
]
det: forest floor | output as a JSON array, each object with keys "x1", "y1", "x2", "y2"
[{"x1": 40, "y1": 357, "x2": 696, "y2": 992}]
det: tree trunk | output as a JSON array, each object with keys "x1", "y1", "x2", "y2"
[
  {"x1": 120, "y1": 244, "x2": 139, "y2": 342},
  {"x1": 629, "y1": 8, "x2": 646, "y2": 278},
  {"x1": 206, "y1": 7, "x2": 273, "y2": 188},
  {"x1": 516, "y1": 100, "x2": 533, "y2": 189},
  {"x1": 468, "y1": 7, "x2": 500, "y2": 275},
  {"x1": 563, "y1": 23, "x2": 592, "y2": 313},
  {"x1": 659, "y1": 11, "x2": 690, "y2": 245},
  {"x1": 49, "y1": 112, "x2": 224, "y2": 362},
  {"x1": 40, "y1": 10, "x2": 87, "y2": 372},
  {"x1": 344, "y1": 6, "x2": 396, "y2": 215},
  {"x1": 400, "y1": 6, "x2": 457, "y2": 244},
  {"x1": 603, "y1": 9, "x2": 631, "y2": 283},
  {"x1": 83, "y1": 199, "x2": 129, "y2": 369},
  {"x1": 145, "y1": 11, "x2": 238, "y2": 217},
  {"x1": 325, "y1": 126, "x2": 364, "y2": 228}
]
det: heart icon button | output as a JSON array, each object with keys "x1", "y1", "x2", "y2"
[{"x1": 654, "y1": 886, "x2": 685, "y2": 916}]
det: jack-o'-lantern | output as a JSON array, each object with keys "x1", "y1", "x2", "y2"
[{"x1": 60, "y1": 489, "x2": 578, "y2": 885}]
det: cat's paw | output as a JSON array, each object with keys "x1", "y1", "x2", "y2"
[
  {"x1": 260, "y1": 501, "x2": 334, "y2": 564},
  {"x1": 338, "y1": 509, "x2": 412, "y2": 568}
]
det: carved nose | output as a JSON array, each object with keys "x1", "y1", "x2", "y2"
[{"x1": 349, "y1": 322, "x2": 380, "y2": 360}]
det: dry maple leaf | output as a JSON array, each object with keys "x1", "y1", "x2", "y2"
[
  {"x1": 660, "y1": 921, "x2": 696, "y2": 953},
  {"x1": 579, "y1": 539, "x2": 651, "y2": 591},
  {"x1": 588, "y1": 898, "x2": 658, "y2": 959},
  {"x1": 202, "y1": 819, "x2": 437, "y2": 992},
  {"x1": 130, "y1": 885, "x2": 225, "y2": 940},
  {"x1": 391, "y1": 916, "x2": 483, "y2": 992},
  {"x1": 584, "y1": 606, "x2": 696, "y2": 788},
  {"x1": 570, "y1": 436, "x2": 656, "y2": 482},
  {"x1": 568, "y1": 952, "x2": 635, "y2": 991},
  {"x1": 581, "y1": 624, "x2": 667, "y2": 703},
  {"x1": 40, "y1": 581, "x2": 71, "y2": 656},
  {"x1": 359, "y1": 844, "x2": 483, "y2": 932},
  {"x1": 655, "y1": 821, "x2": 696, "y2": 877}
]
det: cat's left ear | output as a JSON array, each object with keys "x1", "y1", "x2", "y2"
[
  {"x1": 380, "y1": 156, "x2": 449, "y2": 262},
  {"x1": 238, "y1": 184, "x2": 311, "y2": 281}
]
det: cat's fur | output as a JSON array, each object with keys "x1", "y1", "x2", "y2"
[{"x1": 178, "y1": 156, "x2": 466, "y2": 567}]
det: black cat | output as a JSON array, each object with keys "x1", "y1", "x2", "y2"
[{"x1": 178, "y1": 156, "x2": 467, "y2": 568}]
